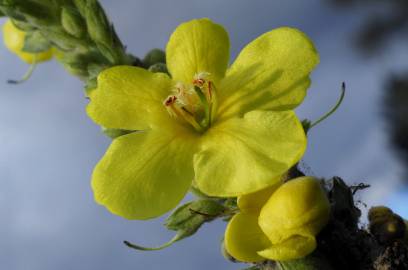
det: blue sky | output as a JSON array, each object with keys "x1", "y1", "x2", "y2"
[{"x1": 1, "y1": 0, "x2": 407, "y2": 269}]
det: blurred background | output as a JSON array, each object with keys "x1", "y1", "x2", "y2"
[{"x1": 0, "y1": 0, "x2": 407, "y2": 269}]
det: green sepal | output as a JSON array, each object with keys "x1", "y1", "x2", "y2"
[
  {"x1": 301, "y1": 119, "x2": 311, "y2": 134},
  {"x1": 87, "y1": 62, "x2": 109, "y2": 79},
  {"x1": 95, "y1": 41, "x2": 117, "y2": 64},
  {"x1": 0, "y1": 8, "x2": 5, "y2": 17},
  {"x1": 102, "y1": 127, "x2": 135, "y2": 139},
  {"x1": 10, "y1": 19, "x2": 35, "y2": 32},
  {"x1": 85, "y1": 78, "x2": 97, "y2": 95},
  {"x1": 42, "y1": 28, "x2": 85, "y2": 51},
  {"x1": 124, "y1": 200, "x2": 227, "y2": 252},
  {"x1": 165, "y1": 199, "x2": 227, "y2": 232},
  {"x1": 61, "y1": 6, "x2": 86, "y2": 39},
  {"x1": 22, "y1": 30, "x2": 52, "y2": 53},
  {"x1": 148, "y1": 63, "x2": 168, "y2": 74}
]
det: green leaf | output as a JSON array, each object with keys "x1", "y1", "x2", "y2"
[{"x1": 22, "y1": 30, "x2": 51, "y2": 53}]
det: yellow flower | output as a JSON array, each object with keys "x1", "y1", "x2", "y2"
[
  {"x1": 87, "y1": 18, "x2": 319, "y2": 220},
  {"x1": 224, "y1": 176, "x2": 330, "y2": 262},
  {"x1": 3, "y1": 19, "x2": 53, "y2": 64}
]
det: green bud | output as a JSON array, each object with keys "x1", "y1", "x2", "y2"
[
  {"x1": 368, "y1": 206, "x2": 406, "y2": 245},
  {"x1": 72, "y1": 0, "x2": 87, "y2": 17},
  {"x1": 85, "y1": 0, "x2": 111, "y2": 46},
  {"x1": 61, "y1": 6, "x2": 86, "y2": 39},
  {"x1": 148, "y1": 63, "x2": 168, "y2": 74},
  {"x1": 143, "y1": 48, "x2": 166, "y2": 67}
]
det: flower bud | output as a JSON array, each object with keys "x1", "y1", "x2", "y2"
[
  {"x1": 61, "y1": 7, "x2": 86, "y2": 39},
  {"x1": 143, "y1": 48, "x2": 166, "y2": 67},
  {"x1": 2, "y1": 19, "x2": 53, "y2": 64},
  {"x1": 257, "y1": 176, "x2": 330, "y2": 261},
  {"x1": 224, "y1": 177, "x2": 330, "y2": 263},
  {"x1": 368, "y1": 206, "x2": 406, "y2": 245},
  {"x1": 85, "y1": 0, "x2": 111, "y2": 46}
]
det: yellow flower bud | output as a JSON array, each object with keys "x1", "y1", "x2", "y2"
[
  {"x1": 258, "y1": 176, "x2": 330, "y2": 261},
  {"x1": 224, "y1": 176, "x2": 330, "y2": 263},
  {"x1": 3, "y1": 19, "x2": 53, "y2": 64}
]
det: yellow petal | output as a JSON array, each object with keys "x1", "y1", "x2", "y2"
[
  {"x1": 92, "y1": 127, "x2": 197, "y2": 220},
  {"x1": 258, "y1": 234, "x2": 316, "y2": 261},
  {"x1": 3, "y1": 20, "x2": 53, "y2": 64},
  {"x1": 87, "y1": 66, "x2": 173, "y2": 130},
  {"x1": 166, "y1": 18, "x2": 230, "y2": 84},
  {"x1": 225, "y1": 213, "x2": 271, "y2": 262},
  {"x1": 237, "y1": 182, "x2": 281, "y2": 214},
  {"x1": 217, "y1": 27, "x2": 319, "y2": 120},
  {"x1": 258, "y1": 176, "x2": 330, "y2": 244},
  {"x1": 194, "y1": 110, "x2": 306, "y2": 197}
]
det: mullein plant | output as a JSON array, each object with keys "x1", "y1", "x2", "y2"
[{"x1": 1, "y1": 1, "x2": 407, "y2": 270}]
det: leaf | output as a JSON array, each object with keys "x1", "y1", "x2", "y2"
[{"x1": 22, "y1": 30, "x2": 51, "y2": 53}]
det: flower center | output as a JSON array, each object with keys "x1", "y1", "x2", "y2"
[{"x1": 163, "y1": 72, "x2": 217, "y2": 132}]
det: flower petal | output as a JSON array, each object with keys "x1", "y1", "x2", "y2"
[
  {"x1": 225, "y1": 213, "x2": 271, "y2": 262},
  {"x1": 194, "y1": 110, "x2": 306, "y2": 197},
  {"x1": 217, "y1": 27, "x2": 319, "y2": 120},
  {"x1": 166, "y1": 18, "x2": 230, "y2": 84},
  {"x1": 237, "y1": 183, "x2": 281, "y2": 214},
  {"x1": 258, "y1": 234, "x2": 316, "y2": 261},
  {"x1": 92, "y1": 128, "x2": 197, "y2": 220},
  {"x1": 87, "y1": 66, "x2": 173, "y2": 130}
]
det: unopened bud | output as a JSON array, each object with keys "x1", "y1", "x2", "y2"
[
  {"x1": 143, "y1": 48, "x2": 166, "y2": 67},
  {"x1": 368, "y1": 206, "x2": 406, "y2": 245},
  {"x1": 61, "y1": 7, "x2": 86, "y2": 39},
  {"x1": 85, "y1": 0, "x2": 111, "y2": 46},
  {"x1": 72, "y1": 0, "x2": 87, "y2": 18}
]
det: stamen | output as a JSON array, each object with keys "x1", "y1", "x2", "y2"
[
  {"x1": 178, "y1": 106, "x2": 205, "y2": 132},
  {"x1": 163, "y1": 72, "x2": 217, "y2": 132}
]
